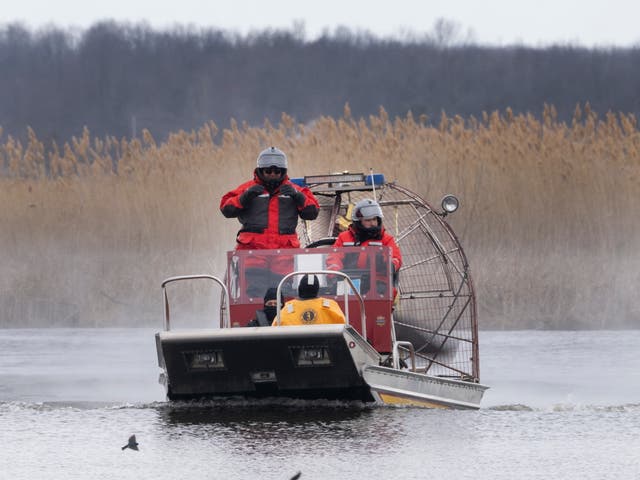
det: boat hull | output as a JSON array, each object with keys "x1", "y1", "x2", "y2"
[
  {"x1": 156, "y1": 325, "x2": 380, "y2": 402},
  {"x1": 156, "y1": 325, "x2": 487, "y2": 408},
  {"x1": 363, "y1": 365, "x2": 488, "y2": 409}
]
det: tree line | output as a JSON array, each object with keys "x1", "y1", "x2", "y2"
[{"x1": 1, "y1": 21, "x2": 639, "y2": 146}]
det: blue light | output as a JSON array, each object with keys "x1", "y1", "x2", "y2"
[
  {"x1": 365, "y1": 174, "x2": 385, "y2": 186},
  {"x1": 290, "y1": 177, "x2": 306, "y2": 187}
]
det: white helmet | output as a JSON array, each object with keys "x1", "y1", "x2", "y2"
[
  {"x1": 256, "y1": 146, "x2": 287, "y2": 169},
  {"x1": 352, "y1": 199, "x2": 383, "y2": 222}
]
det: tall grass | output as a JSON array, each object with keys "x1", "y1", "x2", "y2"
[{"x1": 1, "y1": 104, "x2": 639, "y2": 328}]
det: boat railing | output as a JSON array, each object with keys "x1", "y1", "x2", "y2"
[
  {"x1": 274, "y1": 270, "x2": 366, "y2": 339},
  {"x1": 161, "y1": 274, "x2": 230, "y2": 331},
  {"x1": 393, "y1": 340, "x2": 416, "y2": 372}
]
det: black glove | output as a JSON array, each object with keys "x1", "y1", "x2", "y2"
[
  {"x1": 280, "y1": 183, "x2": 305, "y2": 206},
  {"x1": 239, "y1": 184, "x2": 264, "y2": 207}
]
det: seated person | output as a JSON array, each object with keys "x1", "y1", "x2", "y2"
[
  {"x1": 326, "y1": 199, "x2": 402, "y2": 296},
  {"x1": 246, "y1": 287, "x2": 283, "y2": 327},
  {"x1": 273, "y1": 274, "x2": 346, "y2": 326}
]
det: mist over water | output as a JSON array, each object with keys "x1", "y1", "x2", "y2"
[
  {"x1": 1, "y1": 328, "x2": 639, "y2": 479},
  {"x1": 3, "y1": 105, "x2": 640, "y2": 330},
  {"x1": 2, "y1": 328, "x2": 637, "y2": 406},
  {"x1": 480, "y1": 330, "x2": 640, "y2": 408}
]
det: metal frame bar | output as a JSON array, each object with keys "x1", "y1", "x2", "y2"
[
  {"x1": 393, "y1": 341, "x2": 416, "y2": 372},
  {"x1": 274, "y1": 270, "x2": 367, "y2": 340},
  {"x1": 161, "y1": 274, "x2": 230, "y2": 331}
]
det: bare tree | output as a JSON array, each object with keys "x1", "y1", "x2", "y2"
[{"x1": 0, "y1": 21, "x2": 638, "y2": 149}]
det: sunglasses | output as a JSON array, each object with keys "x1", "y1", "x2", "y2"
[{"x1": 262, "y1": 167, "x2": 283, "y2": 175}]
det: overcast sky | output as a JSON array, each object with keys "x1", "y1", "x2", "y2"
[{"x1": 3, "y1": 0, "x2": 639, "y2": 47}]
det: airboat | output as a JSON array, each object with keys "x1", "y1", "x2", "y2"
[{"x1": 155, "y1": 172, "x2": 488, "y2": 409}]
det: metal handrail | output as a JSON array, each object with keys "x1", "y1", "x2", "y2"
[
  {"x1": 161, "y1": 274, "x2": 230, "y2": 331},
  {"x1": 274, "y1": 270, "x2": 367, "y2": 340},
  {"x1": 393, "y1": 340, "x2": 416, "y2": 372}
]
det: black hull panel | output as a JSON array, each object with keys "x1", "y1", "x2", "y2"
[
  {"x1": 156, "y1": 326, "x2": 378, "y2": 402},
  {"x1": 166, "y1": 386, "x2": 374, "y2": 402}
]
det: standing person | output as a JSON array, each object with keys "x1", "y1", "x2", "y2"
[
  {"x1": 326, "y1": 199, "x2": 402, "y2": 295},
  {"x1": 220, "y1": 147, "x2": 320, "y2": 296},
  {"x1": 273, "y1": 274, "x2": 346, "y2": 326}
]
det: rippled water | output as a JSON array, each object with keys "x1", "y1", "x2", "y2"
[{"x1": 1, "y1": 329, "x2": 639, "y2": 479}]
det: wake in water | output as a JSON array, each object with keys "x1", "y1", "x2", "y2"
[
  {"x1": 488, "y1": 402, "x2": 640, "y2": 412},
  {"x1": 3, "y1": 398, "x2": 639, "y2": 415}
]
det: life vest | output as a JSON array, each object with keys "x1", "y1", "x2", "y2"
[
  {"x1": 274, "y1": 297, "x2": 346, "y2": 326},
  {"x1": 220, "y1": 176, "x2": 320, "y2": 248},
  {"x1": 326, "y1": 225, "x2": 402, "y2": 271}
]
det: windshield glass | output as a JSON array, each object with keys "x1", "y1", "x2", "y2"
[{"x1": 227, "y1": 246, "x2": 393, "y2": 302}]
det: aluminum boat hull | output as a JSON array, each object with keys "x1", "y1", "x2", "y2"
[{"x1": 156, "y1": 324, "x2": 487, "y2": 408}]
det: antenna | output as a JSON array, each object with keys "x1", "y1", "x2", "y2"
[{"x1": 369, "y1": 167, "x2": 377, "y2": 201}]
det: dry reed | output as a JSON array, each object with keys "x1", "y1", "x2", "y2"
[{"x1": 1, "y1": 104, "x2": 639, "y2": 328}]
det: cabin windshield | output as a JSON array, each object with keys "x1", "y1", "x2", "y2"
[{"x1": 226, "y1": 246, "x2": 394, "y2": 303}]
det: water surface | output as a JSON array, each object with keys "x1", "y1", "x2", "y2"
[{"x1": 1, "y1": 329, "x2": 638, "y2": 479}]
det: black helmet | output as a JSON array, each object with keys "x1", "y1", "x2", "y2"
[{"x1": 298, "y1": 274, "x2": 320, "y2": 299}]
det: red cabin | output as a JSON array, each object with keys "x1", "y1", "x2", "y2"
[{"x1": 225, "y1": 246, "x2": 395, "y2": 353}]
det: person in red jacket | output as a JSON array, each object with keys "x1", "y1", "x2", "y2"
[
  {"x1": 220, "y1": 147, "x2": 319, "y2": 296},
  {"x1": 326, "y1": 199, "x2": 402, "y2": 296}
]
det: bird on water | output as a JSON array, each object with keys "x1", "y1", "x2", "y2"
[{"x1": 122, "y1": 435, "x2": 139, "y2": 451}]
